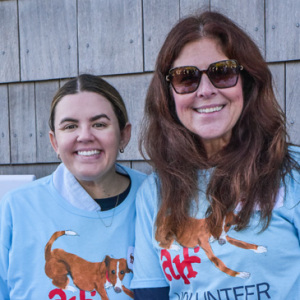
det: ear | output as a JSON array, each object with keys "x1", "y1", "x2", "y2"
[
  {"x1": 124, "y1": 259, "x2": 133, "y2": 273},
  {"x1": 233, "y1": 213, "x2": 240, "y2": 224},
  {"x1": 119, "y1": 122, "x2": 131, "y2": 150},
  {"x1": 49, "y1": 131, "x2": 59, "y2": 155},
  {"x1": 104, "y1": 255, "x2": 111, "y2": 267}
]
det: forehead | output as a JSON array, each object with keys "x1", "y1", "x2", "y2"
[
  {"x1": 55, "y1": 91, "x2": 116, "y2": 120},
  {"x1": 173, "y1": 38, "x2": 228, "y2": 68}
]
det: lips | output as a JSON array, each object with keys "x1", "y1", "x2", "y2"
[
  {"x1": 77, "y1": 150, "x2": 101, "y2": 156},
  {"x1": 196, "y1": 105, "x2": 224, "y2": 114}
]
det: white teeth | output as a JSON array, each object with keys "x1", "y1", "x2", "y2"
[
  {"x1": 197, "y1": 105, "x2": 223, "y2": 113},
  {"x1": 77, "y1": 150, "x2": 100, "y2": 156}
]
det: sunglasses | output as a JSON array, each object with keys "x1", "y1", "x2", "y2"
[{"x1": 166, "y1": 59, "x2": 243, "y2": 94}]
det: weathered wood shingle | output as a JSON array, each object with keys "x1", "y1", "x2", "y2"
[{"x1": 0, "y1": 0, "x2": 299, "y2": 177}]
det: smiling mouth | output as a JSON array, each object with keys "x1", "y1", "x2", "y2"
[
  {"x1": 77, "y1": 150, "x2": 101, "y2": 156},
  {"x1": 196, "y1": 105, "x2": 224, "y2": 114}
]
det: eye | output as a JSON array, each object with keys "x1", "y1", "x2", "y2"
[
  {"x1": 93, "y1": 122, "x2": 107, "y2": 128},
  {"x1": 180, "y1": 74, "x2": 196, "y2": 83},
  {"x1": 64, "y1": 124, "x2": 77, "y2": 130},
  {"x1": 178, "y1": 68, "x2": 198, "y2": 83},
  {"x1": 111, "y1": 270, "x2": 115, "y2": 274},
  {"x1": 120, "y1": 270, "x2": 124, "y2": 275}
]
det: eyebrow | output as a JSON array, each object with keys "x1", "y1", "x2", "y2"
[
  {"x1": 58, "y1": 114, "x2": 111, "y2": 126},
  {"x1": 90, "y1": 114, "x2": 111, "y2": 122}
]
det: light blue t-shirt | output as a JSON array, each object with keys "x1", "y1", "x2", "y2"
[
  {"x1": 0, "y1": 163, "x2": 146, "y2": 300},
  {"x1": 131, "y1": 147, "x2": 300, "y2": 300}
]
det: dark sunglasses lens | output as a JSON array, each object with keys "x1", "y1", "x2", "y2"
[
  {"x1": 170, "y1": 67, "x2": 200, "y2": 94},
  {"x1": 208, "y1": 60, "x2": 240, "y2": 88}
]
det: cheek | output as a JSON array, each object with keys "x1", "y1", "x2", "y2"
[
  {"x1": 231, "y1": 95, "x2": 243, "y2": 111},
  {"x1": 174, "y1": 96, "x2": 191, "y2": 116},
  {"x1": 223, "y1": 86, "x2": 244, "y2": 116},
  {"x1": 234, "y1": 94, "x2": 244, "y2": 118},
  {"x1": 234, "y1": 81, "x2": 244, "y2": 105},
  {"x1": 101, "y1": 131, "x2": 122, "y2": 148},
  {"x1": 55, "y1": 135, "x2": 73, "y2": 151}
]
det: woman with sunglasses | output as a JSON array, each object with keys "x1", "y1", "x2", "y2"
[
  {"x1": 131, "y1": 11, "x2": 300, "y2": 299},
  {"x1": 0, "y1": 74, "x2": 146, "y2": 299}
]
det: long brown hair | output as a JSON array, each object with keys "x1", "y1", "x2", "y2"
[{"x1": 140, "y1": 11, "x2": 299, "y2": 243}]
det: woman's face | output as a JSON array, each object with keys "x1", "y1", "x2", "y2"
[
  {"x1": 171, "y1": 38, "x2": 244, "y2": 156},
  {"x1": 49, "y1": 91, "x2": 131, "y2": 184}
]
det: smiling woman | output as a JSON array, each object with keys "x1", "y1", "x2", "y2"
[
  {"x1": 170, "y1": 39, "x2": 244, "y2": 156},
  {"x1": 131, "y1": 11, "x2": 300, "y2": 300},
  {"x1": 0, "y1": 74, "x2": 146, "y2": 299},
  {"x1": 49, "y1": 91, "x2": 131, "y2": 197}
]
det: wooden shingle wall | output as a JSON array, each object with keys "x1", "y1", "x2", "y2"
[{"x1": 0, "y1": 0, "x2": 299, "y2": 178}]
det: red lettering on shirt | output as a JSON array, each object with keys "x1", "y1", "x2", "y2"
[
  {"x1": 161, "y1": 246, "x2": 201, "y2": 284},
  {"x1": 48, "y1": 289, "x2": 97, "y2": 300},
  {"x1": 49, "y1": 289, "x2": 67, "y2": 300}
]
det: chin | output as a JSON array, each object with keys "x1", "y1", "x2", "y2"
[{"x1": 74, "y1": 173, "x2": 99, "y2": 182}]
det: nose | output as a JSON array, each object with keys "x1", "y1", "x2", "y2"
[
  {"x1": 196, "y1": 73, "x2": 217, "y2": 98},
  {"x1": 77, "y1": 126, "x2": 95, "y2": 142},
  {"x1": 218, "y1": 238, "x2": 226, "y2": 245},
  {"x1": 114, "y1": 287, "x2": 122, "y2": 293}
]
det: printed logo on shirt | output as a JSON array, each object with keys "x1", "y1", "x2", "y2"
[
  {"x1": 49, "y1": 289, "x2": 97, "y2": 300},
  {"x1": 159, "y1": 211, "x2": 267, "y2": 282},
  {"x1": 44, "y1": 230, "x2": 134, "y2": 299},
  {"x1": 173, "y1": 282, "x2": 271, "y2": 299},
  {"x1": 127, "y1": 246, "x2": 134, "y2": 270}
]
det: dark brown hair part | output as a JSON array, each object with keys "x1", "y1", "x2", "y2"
[
  {"x1": 49, "y1": 74, "x2": 128, "y2": 132},
  {"x1": 139, "y1": 11, "x2": 299, "y2": 244}
]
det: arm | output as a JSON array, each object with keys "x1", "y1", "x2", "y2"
[{"x1": 131, "y1": 175, "x2": 169, "y2": 290}]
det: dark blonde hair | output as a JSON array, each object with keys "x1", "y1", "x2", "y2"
[
  {"x1": 140, "y1": 11, "x2": 299, "y2": 243},
  {"x1": 49, "y1": 74, "x2": 128, "y2": 132}
]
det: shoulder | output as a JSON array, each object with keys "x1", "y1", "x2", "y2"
[
  {"x1": 139, "y1": 172, "x2": 160, "y2": 190},
  {"x1": 1, "y1": 175, "x2": 53, "y2": 204},
  {"x1": 136, "y1": 172, "x2": 160, "y2": 209},
  {"x1": 289, "y1": 145, "x2": 300, "y2": 162},
  {"x1": 287, "y1": 145, "x2": 300, "y2": 181},
  {"x1": 0, "y1": 175, "x2": 53, "y2": 231},
  {"x1": 284, "y1": 146, "x2": 300, "y2": 209},
  {"x1": 116, "y1": 163, "x2": 147, "y2": 185}
]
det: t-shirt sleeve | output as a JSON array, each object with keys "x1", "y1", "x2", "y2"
[
  {"x1": 130, "y1": 175, "x2": 169, "y2": 289},
  {"x1": 291, "y1": 183, "x2": 300, "y2": 242},
  {"x1": 0, "y1": 245, "x2": 9, "y2": 300},
  {"x1": 286, "y1": 147, "x2": 300, "y2": 242},
  {"x1": 0, "y1": 197, "x2": 11, "y2": 300},
  {"x1": 294, "y1": 204, "x2": 300, "y2": 242},
  {"x1": 133, "y1": 287, "x2": 170, "y2": 299}
]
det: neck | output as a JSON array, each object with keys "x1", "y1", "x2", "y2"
[
  {"x1": 77, "y1": 172, "x2": 129, "y2": 199},
  {"x1": 202, "y1": 134, "x2": 231, "y2": 158}
]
